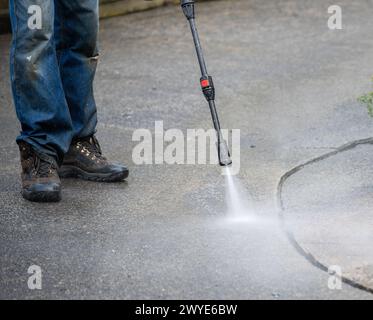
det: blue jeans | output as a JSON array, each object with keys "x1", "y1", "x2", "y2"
[{"x1": 9, "y1": 0, "x2": 99, "y2": 164}]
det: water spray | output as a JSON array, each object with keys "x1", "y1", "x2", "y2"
[{"x1": 181, "y1": 0, "x2": 232, "y2": 166}]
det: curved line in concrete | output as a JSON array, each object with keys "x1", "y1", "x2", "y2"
[{"x1": 277, "y1": 137, "x2": 373, "y2": 295}]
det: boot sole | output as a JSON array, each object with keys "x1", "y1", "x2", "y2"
[
  {"x1": 22, "y1": 190, "x2": 61, "y2": 203},
  {"x1": 58, "y1": 165, "x2": 129, "y2": 182}
]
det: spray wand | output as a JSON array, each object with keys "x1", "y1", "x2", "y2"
[{"x1": 181, "y1": 0, "x2": 232, "y2": 166}]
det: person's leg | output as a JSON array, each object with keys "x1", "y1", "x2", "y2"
[
  {"x1": 9, "y1": 0, "x2": 74, "y2": 164},
  {"x1": 55, "y1": 0, "x2": 129, "y2": 182},
  {"x1": 54, "y1": 0, "x2": 99, "y2": 139}
]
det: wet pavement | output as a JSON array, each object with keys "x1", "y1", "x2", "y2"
[{"x1": 1, "y1": 0, "x2": 373, "y2": 299}]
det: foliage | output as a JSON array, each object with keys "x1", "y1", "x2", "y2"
[{"x1": 358, "y1": 77, "x2": 373, "y2": 117}]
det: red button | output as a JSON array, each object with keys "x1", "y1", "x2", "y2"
[{"x1": 201, "y1": 79, "x2": 210, "y2": 88}]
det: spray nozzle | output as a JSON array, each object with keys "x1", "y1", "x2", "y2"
[{"x1": 218, "y1": 139, "x2": 232, "y2": 166}]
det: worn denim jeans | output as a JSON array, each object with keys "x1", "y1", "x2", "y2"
[{"x1": 9, "y1": 0, "x2": 99, "y2": 164}]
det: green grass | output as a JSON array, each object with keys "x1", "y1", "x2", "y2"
[{"x1": 358, "y1": 77, "x2": 373, "y2": 117}]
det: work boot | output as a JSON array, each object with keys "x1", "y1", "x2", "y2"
[
  {"x1": 59, "y1": 135, "x2": 129, "y2": 182},
  {"x1": 18, "y1": 141, "x2": 61, "y2": 202}
]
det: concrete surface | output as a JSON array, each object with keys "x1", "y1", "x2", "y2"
[
  {"x1": 279, "y1": 139, "x2": 373, "y2": 292},
  {"x1": 1, "y1": 0, "x2": 373, "y2": 299}
]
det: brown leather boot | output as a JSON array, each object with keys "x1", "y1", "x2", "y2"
[
  {"x1": 58, "y1": 135, "x2": 129, "y2": 182},
  {"x1": 18, "y1": 141, "x2": 61, "y2": 202}
]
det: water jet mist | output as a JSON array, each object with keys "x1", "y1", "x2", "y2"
[{"x1": 224, "y1": 167, "x2": 257, "y2": 223}]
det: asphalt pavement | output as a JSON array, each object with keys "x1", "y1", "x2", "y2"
[{"x1": 0, "y1": 0, "x2": 373, "y2": 299}]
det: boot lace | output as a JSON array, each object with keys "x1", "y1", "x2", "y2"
[
  {"x1": 35, "y1": 157, "x2": 55, "y2": 177},
  {"x1": 76, "y1": 136, "x2": 107, "y2": 163}
]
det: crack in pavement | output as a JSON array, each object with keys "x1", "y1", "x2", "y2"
[{"x1": 277, "y1": 137, "x2": 373, "y2": 295}]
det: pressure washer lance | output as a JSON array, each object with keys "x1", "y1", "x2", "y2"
[{"x1": 181, "y1": 0, "x2": 232, "y2": 166}]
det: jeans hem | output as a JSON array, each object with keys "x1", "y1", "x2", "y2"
[{"x1": 16, "y1": 138, "x2": 59, "y2": 167}]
